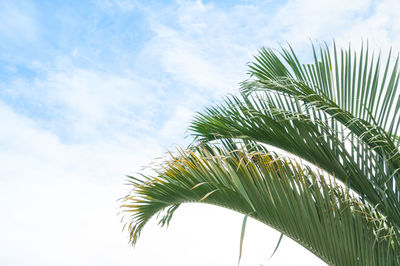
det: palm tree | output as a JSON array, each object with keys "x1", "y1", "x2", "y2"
[{"x1": 121, "y1": 42, "x2": 400, "y2": 265}]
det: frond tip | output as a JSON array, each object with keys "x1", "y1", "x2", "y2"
[{"x1": 121, "y1": 143, "x2": 399, "y2": 265}]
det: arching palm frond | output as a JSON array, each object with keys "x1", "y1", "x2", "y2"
[
  {"x1": 189, "y1": 92, "x2": 400, "y2": 229},
  {"x1": 122, "y1": 42, "x2": 400, "y2": 265},
  {"x1": 190, "y1": 43, "x2": 400, "y2": 230},
  {"x1": 122, "y1": 143, "x2": 398, "y2": 265},
  {"x1": 244, "y1": 43, "x2": 400, "y2": 171},
  {"x1": 248, "y1": 43, "x2": 400, "y2": 138}
]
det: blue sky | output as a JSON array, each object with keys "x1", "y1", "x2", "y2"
[{"x1": 1, "y1": 0, "x2": 399, "y2": 265}]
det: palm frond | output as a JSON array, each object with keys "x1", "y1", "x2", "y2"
[
  {"x1": 123, "y1": 42, "x2": 400, "y2": 265},
  {"x1": 248, "y1": 43, "x2": 400, "y2": 139},
  {"x1": 192, "y1": 95, "x2": 399, "y2": 206},
  {"x1": 245, "y1": 43, "x2": 400, "y2": 168},
  {"x1": 122, "y1": 143, "x2": 399, "y2": 265},
  {"x1": 189, "y1": 42, "x2": 400, "y2": 229}
]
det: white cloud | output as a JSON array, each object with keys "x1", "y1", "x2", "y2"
[
  {"x1": 2, "y1": 59, "x2": 165, "y2": 142},
  {"x1": 334, "y1": 0, "x2": 400, "y2": 50},
  {"x1": 272, "y1": 0, "x2": 371, "y2": 44},
  {"x1": 0, "y1": 100, "x2": 164, "y2": 265}
]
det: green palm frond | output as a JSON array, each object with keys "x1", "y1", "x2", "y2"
[
  {"x1": 247, "y1": 43, "x2": 400, "y2": 137},
  {"x1": 190, "y1": 43, "x2": 400, "y2": 230},
  {"x1": 122, "y1": 143, "x2": 398, "y2": 265},
  {"x1": 244, "y1": 43, "x2": 400, "y2": 167},
  {"x1": 123, "y1": 42, "x2": 400, "y2": 265},
  {"x1": 190, "y1": 94, "x2": 400, "y2": 221}
]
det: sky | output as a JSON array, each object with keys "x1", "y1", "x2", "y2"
[{"x1": 1, "y1": 0, "x2": 400, "y2": 265}]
